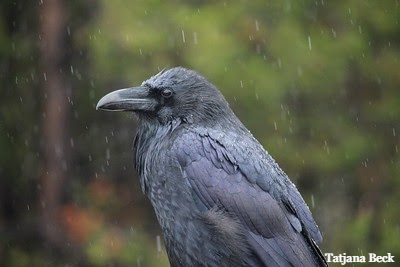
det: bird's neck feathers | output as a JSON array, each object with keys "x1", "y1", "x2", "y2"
[
  {"x1": 133, "y1": 105, "x2": 247, "y2": 194},
  {"x1": 133, "y1": 117, "x2": 181, "y2": 194}
]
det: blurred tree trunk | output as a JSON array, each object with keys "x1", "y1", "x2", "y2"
[{"x1": 39, "y1": 0, "x2": 70, "y2": 246}]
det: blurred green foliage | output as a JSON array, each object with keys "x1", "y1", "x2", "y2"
[{"x1": 1, "y1": 0, "x2": 399, "y2": 266}]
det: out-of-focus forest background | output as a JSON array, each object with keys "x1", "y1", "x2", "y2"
[{"x1": 1, "y1": 0, "x2": 399, "y2": 266}]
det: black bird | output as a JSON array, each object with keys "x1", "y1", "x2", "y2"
[{"x1": 97, "y1": 67, "x2": 327, "y2": 267}]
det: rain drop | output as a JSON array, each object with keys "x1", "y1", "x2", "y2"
[
  {"x1": 297, "y1": 66, "x2": 303, "y2": 76},
  {"x1": 311, "y1": 194, "x2": 315, "y2": 208},
  {"x1": 324, "y1": 140, "x2": 330, "y2": 155},
  {"x1": 331, "y1": 28, "x2": 337, "y2": 38},
  {"x1": 70, "y1": 137, "x2": 75, "y2": 148},
  {"x1": 156, "y1": 235, "x2": 162, "y2": 253},
  {"x1": 181, "y1": 30, "x2": 186, "y2": 43}
]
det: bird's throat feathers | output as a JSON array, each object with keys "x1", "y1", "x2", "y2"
[{"x1": 133, "y1": 117, "x2": 181, "y2": 194}]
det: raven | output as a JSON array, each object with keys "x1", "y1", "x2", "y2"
[{"x1": 97, "y1": 67, "x2": 327, "y2": 267}]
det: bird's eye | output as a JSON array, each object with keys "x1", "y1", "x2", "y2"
[{"x1": 161, "y1": 88, "x2": 173, "y2": 98}]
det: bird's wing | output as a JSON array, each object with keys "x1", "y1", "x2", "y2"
[{"x1": 173, "y1": 129, "x2": 326, "y2": 266}]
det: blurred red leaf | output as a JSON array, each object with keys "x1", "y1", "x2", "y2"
[{"x1": 60, "y1": 204, "x2": 102, "y2": 244}]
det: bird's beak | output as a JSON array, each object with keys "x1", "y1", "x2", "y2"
[{"x1": 96, "y1": 86, "x2": 156, "y2": 112}]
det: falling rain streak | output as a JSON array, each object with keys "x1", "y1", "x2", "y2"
[
  {"x1": 311, "y1": 194, "x2": 315, "y2": 209},
  {"x1": 181, "y1": 30, "x2": 186, "y2": 43},
  {"x1": 157, "y1": 235, "x2": 162, "y2": 253}
]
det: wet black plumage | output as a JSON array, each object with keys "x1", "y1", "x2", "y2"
[{"x1": 97, "y1": 67, "x2": 328, "y2": 267}]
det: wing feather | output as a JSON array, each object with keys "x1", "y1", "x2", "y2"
[{"x1": 174, "y1": 129, "x2": 326, "y2": 266}]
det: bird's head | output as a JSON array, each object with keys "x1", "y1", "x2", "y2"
[{"x1": 97, "y1": 67, "x2": 234, "y2": 126}]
